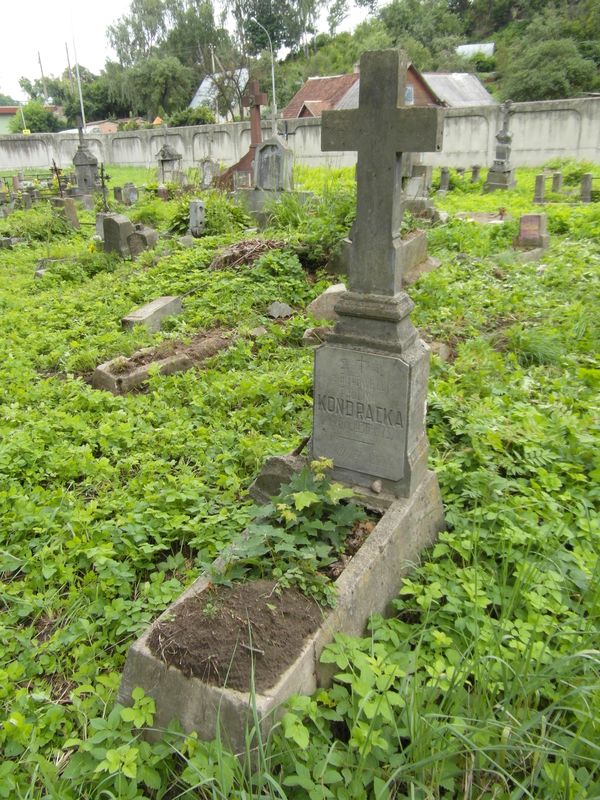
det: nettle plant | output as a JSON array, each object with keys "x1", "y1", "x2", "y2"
[{"x1": 215, "y1": 459, "x2": 367, "y2": 606}]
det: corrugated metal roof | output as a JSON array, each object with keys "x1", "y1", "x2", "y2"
[{"x1": 421, "y1": 73, "x2": 496, "y2": 107}]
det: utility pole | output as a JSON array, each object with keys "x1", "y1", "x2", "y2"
[
  {"x1": 65, "y1": 42, "x2": 75, "y2": 96},
  {"x1": 38, "y1": 51, "x2": 49, "y2": 101},
  {"x1": 72, "y1": 36, "x2": 86, "y2": 128}
]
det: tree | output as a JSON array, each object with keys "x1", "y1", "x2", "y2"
[
  {"x1": 107, "y1": 0, "x2": 169, "y2": 66},
  {"x1": 0, "y1": 91, "x2": 15, "y2": 105},
  {"x1": 8, "y1": 101, "x2": 65, "y2": 133},
  {"x1": 502, "y1": 38, "x2": 597, "y2": 100},
  {"x1": 107, "y1": 55, "x2": 195, "y2": 118}
]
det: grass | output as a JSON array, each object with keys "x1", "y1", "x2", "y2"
[{"x1": 0, "y1": 163, "x2": 598, "y2": 798}]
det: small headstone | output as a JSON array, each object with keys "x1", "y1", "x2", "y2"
[
  {"x1": 157, "y1": 143, "x2": 183, "y2": 183},
  {"x1": 123, "y1": 183, "x2": 139, "y2": 206},
  {"x1": 471, "y1": 165, "x2": 481, "y2": 182},
  {"x1": 51, "y1": 197, "x2": 80, "y2": 229},
  {"x1": 122, "y1": 296, "x2": 182, "y2": 332},
  {"x1": 307, "y1": 284, "x2": 346, "y2": 321},
  {"x1": 438, "y1": 167, "x2": 450, "y2": 194},
  {"x1": 127, "y1": 225, "x2": 159, "y2": 259},
  {"x1": 254, "y1": 138, "x2": 293, "y2": 191},
  {"x1": 534, "y1": 174, "x2": 546, "y2": 204},
  {"x1": 266, "y1": 301, "x2": 293, "y2": 319},
  {"x1": 96, "y1": 211, "x2": 115, "y2": 240},
  {"x1": 513, "y1": 213, "x2": 550, "y2": 251},
  {"x1": 80, "y1": 194, "x2": 94, "y2": 211},
  {"x1": 233, "y1": 171, "x2": 252, "y2": 190},
  {"x1": 551, "y1": 172, "x2": 563, "y2": 193},
  {"x1": 200, "y1": 158, "x2": 218, "y2": 189},
  {"x1": 189, "y1": 200, "x2": 205, "y2": 237},
  {"x1": 22, "y1": 193, "x2": 32, "y2": 210},
  {"x1": 157, "y1": 185, "x2": 169, "y2": 201},
  {"x1": 178, "y1": 235, "x2": 195, "y2": 248},
  {"x1": 11, "y1": 176, "x2": 20, "y2": 191},
  {"x1": 581, "y1": 173, "x2": 592, "y2": 203},
  {"x1": 113, "y1": 186, "x2": 123, "y2": 203},
  {"x1": 103, "y1": 214, "x2": 135, "y2": 257}
]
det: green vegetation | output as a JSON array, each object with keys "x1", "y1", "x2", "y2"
[
  {"x1": 8, "y1": 101, "x2": 65, "y2": 134},
  {"x1": 0, "y1": 165, "x2": 598, "y2": 797}
]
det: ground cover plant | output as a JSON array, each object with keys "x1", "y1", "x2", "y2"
[{"x1": 0, "y1": 164, "x2": 598, "y2": 798}]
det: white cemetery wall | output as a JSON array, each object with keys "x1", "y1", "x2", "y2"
[{"x1": 0, "y1": 97, "x2": 598, "y2": 171}]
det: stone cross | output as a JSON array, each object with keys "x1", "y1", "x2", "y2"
[
  {"x1": 242, "y1": 78, "x2": 267, "y2": 150},
  {"x1": 321, "y1": 50, "x2": 442, "y2": 296},
  {"x1": 77, "y1": 116, "x2": 84, "y2": 148}
]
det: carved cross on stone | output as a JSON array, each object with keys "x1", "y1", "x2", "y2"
[
  {"x1": 322, "y1": 50, "x2": 442, "y2": 297},
  {"x1": 242, "y1": 78, "x2": 267, "y2": 149}
]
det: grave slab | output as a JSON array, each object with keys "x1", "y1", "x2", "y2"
[
  {"x1": 118, "y1": 468, "x2": 444, "y2": 752},
  {"x1": 122, "y1": 296, "x2": 182, "y2": 333},
  {"x1": 92, "y1": 352, "x2": 193, "y2": 395}
]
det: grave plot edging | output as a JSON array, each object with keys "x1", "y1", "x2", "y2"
[
  {"x1": 92, "y1": 353, "x2": 193, "y2": 395},
  {"x1": 118, "y1": 469, "x2": 444, "y2": 753}
]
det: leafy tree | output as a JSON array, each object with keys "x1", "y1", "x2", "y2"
[
  {"x1": 502, "y1": 38, "x2": 597, "y2": 100},
  {"x1": 8, "y1": 101, "x2": 65, "y2": 133},
  {"x1": 107, "y1": 56, "x2": 195, "y2": 118},
  {"x1": 0, "y1": 91, "x2": 15, "y2": 105},
  {"x1": 107, "y1": 0, "x2": 169, "y2": 66}
]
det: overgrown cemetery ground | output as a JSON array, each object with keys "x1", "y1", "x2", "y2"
[{"x1": 0, "y1": 163, "x2": 599, "y2": 798}]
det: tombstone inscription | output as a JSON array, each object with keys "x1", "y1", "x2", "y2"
[{"x1": 314, "y1": 49, "x2": 443, "y2": 497}]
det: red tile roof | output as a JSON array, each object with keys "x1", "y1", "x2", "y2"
[{"x1": 282, "y1": 73, "x2": 360, "y2": 119}]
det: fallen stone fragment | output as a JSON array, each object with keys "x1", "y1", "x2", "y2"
[
  {"x1": 307, "y1": 284, "x2": 346, "y2": 320},
  {"x1": 429, "y1": 341, "x2": 451, "y2": 361},
  {"x1": 122, "y1": 296, "x2": 182, "y2": 333},
  {"x1": 266, "y1": 301, "x2": 293, "y2": 319}
]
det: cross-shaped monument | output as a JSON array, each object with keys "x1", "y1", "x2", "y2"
[
  {"x1": 72, "y1": 116, "x2": 98, "y2": 194},
  {"x1": 242, "y1": 78, "x2": 267, "y2": 157},
  {"x1": 312, "y1": 49, "x2": 444, "y2": 499}
]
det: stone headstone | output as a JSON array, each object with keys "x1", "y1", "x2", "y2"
[
  {"x1": 254, "y1": 138, "x2": 293, "y2": 192},
  {"x1": 315, "y1": 48, "x2": 444, "y2": 498},
  {"x1": 307, "y1": 284, "x2": 346, "y2": 321},
  {"x1": 122, "y1": 296, "x2": 182, "y2": 332},
  {"x1": 514, "y1": 213, "x2": 550, "y2": 251},
  {"x1": 484, "y1": 100, "x2": 516, "y2": 192},
  {"x1": 438, "y1": 167, "x2": 450, "y2": 194},
  {"x1": 200, "y1": 158, "x2": 218, "y2": 189},
  {"x1": 113, "y1": 186, "x2": 123, "y2": 203},
  {"x1": 233, "y1": 171, "x2": 252, "y2": 190},
  {"x1": 51, "y1": 197, "x2": 80, "y2": 229},
  {"x1": 12, "y1": 176, "x2": 20, "y2": 191},
  {"x1": 551, "y1": 172, "x2": 563, "y2": 193},
  {"x1": 103, "y1": 214, "x2": 135, "y2": 257},
  {"x1": 471, "y1": 165, "x2": 481, "y2": 182},
  {"x1": 127, "y1": 225, "x2": 159, "y2": 258},
  {"x1": 157, "y1": 143, "x2": 183, "y2": 183},
  {"x1": 581, "y1": 173, "x2": 592, "y2": 203},
  {"x1": 189, "y1": 200, "x2": 205, "y2": 237},
  {"x1": 96, "y1": 211, "x2": 115, "y2": 240},
  {"x1": 123, "y1": 183, "x2": 139, "y2": 206},
  {"x1": 22, "y1": 193, "x2": 32, "y2": 210},
  {"x1": 534, "y1": 174, "x2": 546, "y2": 204},
  {"x1": 80, "y1": 194, "x2": 94, "y2": 211},
  {"x1": 157, "y1": 184, "x2": 169, "y2": 201}
]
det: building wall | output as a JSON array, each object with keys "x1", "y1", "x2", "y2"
[
  {"x1": 0, "y1": 116, "x2": 14, "y2": 135},
  {"x1": 0, "y1": 97, "x2": 598, "y2": 172}
]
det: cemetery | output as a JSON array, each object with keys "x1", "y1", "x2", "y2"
[{"x1": 0, "y1": 47, "x2": 599, "y2": 800}]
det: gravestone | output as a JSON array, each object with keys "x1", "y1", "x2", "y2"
[
  {"x1": 113, "y1": 186, "x2": 123, "y2": 203},
  {"x1": 51, "y1": 197, "x2": 80, "y2": 229},
  {"x1": 233, "y1": 171, "x2": 252, "y2": 190},
  {"x1": 307, "y1": 284, "x2": 346, "y2": 321},
  {"x1": 157, "y1": 184, "x2": 169, "y2": 201},
  {"x1": 189, "y1": 200, "x2": 205, "y2": 237},
  {"x1": 123, "y1": 183, "x2": 139, "y2": 206},
  {"x1": 22, "y1": 193, "x2": 32, "y2": 210},
  {"x1": 157, "y1": 143, "x2": 183, "y2": 183},
  {"x1": 551, "y1": 172, "x2": 563, "y2": 193},
  {"x1": 471, "y1": 165, "x2": 481, "y2": 182},
  {"x1": 122, "y1": 296, "x2": 181, "y2": 332},
  {"x1": 514, "y1": 213, "x2": 549, "y2": 249},
  {"x1": 220, "y1": 78, "x2": 267, "y2": 188},
  {"x1": 581, "y1": 173, "x2": 592, "y2": 203},
  {"x1": 12, "y1": 176, "x2": 20, "y2": 191},
  {"x1": 80, "y1": 194, "x2": 94, "y2": 211},
  {"x1": 438, "y1": 167, "x2": 450, "y2": 194},
  {"x1": 199, "y1": 158, "x2": 218, "y2": 189},
  {"x1": 72, "y1": 121, "x2": 98, "y2": 193},
  {"x1": 96, "y1": 211, "x2": 115, "y2": 240},
  {"x1": 103, "y1": 214, "x2": 135, "y2": 257},
  {"x1": 314, "y1": 48, "x2": 444, "y2": 498},
  {"x1": 484, "y1": 100, "x2": 516, "y2": 192},
  {"x1": 254, "y1": 138, "x2": 293, "y2": 192},
  {"x1": 127, "y1": 225, "x2": 159, "y2": 258},
  {"x1": 534, "y1": 174, "x2": 546, "y2": 204}
]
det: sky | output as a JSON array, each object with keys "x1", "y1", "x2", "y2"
[{"x1": 0, "y1": 0, "x2": 367, "y2": 104}]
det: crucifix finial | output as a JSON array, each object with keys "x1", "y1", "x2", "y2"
[
  {"x1": 321, "y1": 50, "x2": 443, "y2": 296},
  {"x1": 242, "y1": 78, "x2": 268, "y2": 148}
]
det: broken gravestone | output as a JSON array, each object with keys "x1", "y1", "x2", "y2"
[
  {"x1": 513, "y1": 213, "x2": 550, "y2": 261},
  {"x1": 51, "y1": 197, "x2": 80, "y2": 229},
  {"x1": 127, "y1": 225, "x2": 159, "y2": 259},
  {"x1": 306, "y1": 284, "x2": 346, "y2": 320},
  {"x1": 103, "y1": 214, "x2": 135, "y2": 257},
  {"x1": 189, "y1": 200, "x2": 205, "y2": 238},
  {"x1": 266, "y1": 301, "x2": 293, "y2": 319},
  {"x1": 122, "y1": 296, "x2": 182, "y2": 332}
]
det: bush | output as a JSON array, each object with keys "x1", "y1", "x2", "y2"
[
  {"x1": 8, "y1": 101, "x2": 65, "y2": 133},
  {"x1": 167, "y1": 106, "x2": 216, "y2": 127}
]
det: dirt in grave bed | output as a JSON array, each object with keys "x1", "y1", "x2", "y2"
[
  {"x1": 109, "y1": 329, "x2": 231, "y2": 373},
  {"x1": 147, "y1": 579, "x2": 323, "y2": 693}
]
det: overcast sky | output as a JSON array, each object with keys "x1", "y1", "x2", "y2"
[{"x1": 1, "y1": 0, "x2": 366, "y2": 103}]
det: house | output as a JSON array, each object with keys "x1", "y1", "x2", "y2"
[
  {"x1": 282, "y1": 62, "x2": 495, "y2": 119},
  {"x1": 0, "y1": 107, "x2": 18, "y2": 134},
  {"x1": 190, "y1": 69, "x2": 249, "y2": 123}
]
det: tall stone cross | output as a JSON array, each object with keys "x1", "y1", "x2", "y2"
[
  {"x1": 77, "y1": 116, "x2": 84, "y2": 148},
  {"x1": 322, "y1": 50, "x2": 442, "y2": 296},
  {"x1": 242, "y1": 78, "x2": 267, "y2": 150},
  {"x1": 312, "y1": 50, "x2": 445, "y2": 500}
]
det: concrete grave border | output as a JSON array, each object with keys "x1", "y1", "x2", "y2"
[
  {"x1": 118, "y1": 462, "x2": 444, "y2": 753},
  {"x1": 92, "y1": 350, "x2": 193, "y2": 395}
]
